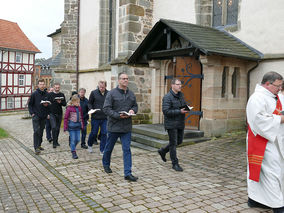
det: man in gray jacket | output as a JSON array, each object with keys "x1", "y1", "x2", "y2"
[
  {"x1": 102, "y1": 72, "x2": 138, "y2": 182},
  {"x1": 158, "y1": 78, "x2": 188, "y2": 172}
]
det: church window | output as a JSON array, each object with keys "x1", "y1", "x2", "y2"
[
  {"x1": 221, "y1": 66, "x2": 229, "y2": 98},
  {"x1": 213, "y1": 0, "x2": 238, "y2": 27},
  {"x1": 231, "y1": 67, "x2": 240, "y2": 98}
]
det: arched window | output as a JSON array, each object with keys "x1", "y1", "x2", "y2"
[
  {"x1": 213, "y1": 0, "x2": 239, "y2": 27},
  {"x1": 231, "y1": 67, "x2": 240, "y2": 98},
  {"x1": 221, "y1": 66, "x2": 229, "y2": 98}
]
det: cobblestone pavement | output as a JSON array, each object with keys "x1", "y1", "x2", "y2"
[{"x1": 0, "y1": 114, "x2": 271, "y2": 213}]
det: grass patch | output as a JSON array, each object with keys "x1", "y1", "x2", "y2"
[{"x1": 0, "y1": 128, "x2": 9, "y2": 139}]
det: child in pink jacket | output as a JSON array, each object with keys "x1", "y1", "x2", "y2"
[{"x1": 64, "y1": 95, "x2": 84, "y2": 159}]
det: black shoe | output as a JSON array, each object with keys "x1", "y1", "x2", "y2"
[
  {"x1": 172, "y1": 164, "x2": 183, "y2": 172},
  {"x1": 103, "y1": 166, "x2": 112, "y2": 173},
  {"x1": 273, "y1": 207, "x2": 284, "y2": 213},
  {"x1": 35, "y1": 148, "x2": 41, "y2": 155},
  {"x1": 55, "y1": 143, "x2": 60, "y2": 146},
  {"x1": 53, "y1": 144, "x2": 57, "y2": 148},
  {"x1": 248, "y1": 198, "x2": 270, "y2": 209},
  {"x1": 158, "y1": 149, "x2": 166, "y2": 162},
  {"x1": 81, "y1": 144, "x2": 88, "y2": 149},
  {"x1": 48, "y1": 138, "x2": 53, "y2": 143},
  {"x1": 39, "y1": 146, "x2": 44, "y2": 151},
  {"x1": 124, "y1": 174, "x2": 138, "y2": 182},
  {"x1": 72, "y1": 151, "x2": 78, "y2": 159}
]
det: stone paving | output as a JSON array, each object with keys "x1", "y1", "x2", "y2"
[{"x1": 0, "y1": 114, "x2": 272, "y2": 213}]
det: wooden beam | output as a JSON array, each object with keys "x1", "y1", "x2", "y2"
[{"x1": 147, "y1": 47, "x2": 196, "y2": 59}]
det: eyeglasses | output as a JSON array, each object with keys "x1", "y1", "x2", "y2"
[
  {"x1": 271, "y1": 83, "x2": 282, "y2": 88},
  {"x1": 175, "y1": 83, "x2": 182, "y2": 86},
  {"x1": 120, "y1": 78, "x2": 129, "y2": 80}
]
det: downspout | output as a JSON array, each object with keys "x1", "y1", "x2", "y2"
[
  {"x1": 247, "y1": 60, "x2": 260, "y2": 101},
  {"x1": 76, "y1": 0, "x2": 80, "y2": 91},
  {"x1": 108, "y1": 0, "x2": 113, "y2": 62}
]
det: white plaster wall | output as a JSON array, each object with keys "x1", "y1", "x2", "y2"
[
  {"x1": 79, "y1": 0, "x2": 100, "y2": 70},
  {"x1": 23, "y1": 53, "x2": 29, "y2": 64},
  {"x1": 78, "y1": 71, "x2": 112, "y2": 99},
  {"x1": 232, "y1": 0, "x2": 284, "y2": 54},
  {"x1": 9, "y1": 52, "x2": 15, "y2": 63},
  {"x1": 152, "y1": 0, "x2": 196, "y2": 25},
  {"x1": 249, "y1": 60, "x2": 284, "y2": 96}
]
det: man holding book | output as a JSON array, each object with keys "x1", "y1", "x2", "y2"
[
  {"x1": 102, "y1": 72, "x2": 138, "y2": 182},
  {"x1": 87, "y1": 80, "x2": 108, "y2": 154},
  {"x1": 28, "y1": 79, "x2": 50, "y2": 155},
  {"x1": 158, "y1": 78, "x2": 189, "y2": 172},
  {"x1": 48, "y1": 83, "x2": 66, "y2": 148}
]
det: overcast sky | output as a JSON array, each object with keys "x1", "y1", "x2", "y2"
[{"x1": 1, "y1": 0, "x2": 64, "y2": 59}]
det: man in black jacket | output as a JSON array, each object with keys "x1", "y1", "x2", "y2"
[
  {"x1": 87, "y1": 80, "x2": 108, "y2": 154},
  {"x1": 28, "y1": 79, "x2": 50, "y2": 155},
  {"x1": 48, "y1": 83, "x2": 66, "y2": 148},
  {"x1": 102, "y1": 72, "x2": 138, "y2": 182},
  {"x1": 78, "y1": 88, "x2": 89, "y2": 149},
  {"x1": 158, "y1": 78, "x2": 188, "y2": 172}
]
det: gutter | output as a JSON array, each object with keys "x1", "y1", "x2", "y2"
[
  {"x1": 76, "y1": 0, "x2": 80, "y2": 91},
  {"x1": 247, "y1": 60, "x2": 260, "y2": 101}
]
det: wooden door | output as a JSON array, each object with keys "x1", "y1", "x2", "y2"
[{"x1": 175, "y1": 57, "x2": 202, "y2": 129}]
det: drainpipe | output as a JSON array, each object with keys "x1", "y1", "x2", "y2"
[
  {"x1": 108, "y1": 0, "x2": 113, "y2": 63},
  {"x1": 247, "y1": 60, "x2": 260, "y2": 101},
  {"x1": 76, "y1": 0, "x2": 80, "y2": 91}
]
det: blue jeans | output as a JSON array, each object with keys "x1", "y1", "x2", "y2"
[
  {"x1": 102, "y1": 132, "x2": 132, "y2": 176},
  {"x1": 69, "y1": 130, "x2": 80, "y2": 152},
  {"x1": 45, "y1": 119, "x2": 52, "y2": 140},
  {"x1": 88, "y1": 119, "x2": 107, "y2": 152},
  {"x1": 81, "y1": 120, "x2": 88, "y2": 145}
]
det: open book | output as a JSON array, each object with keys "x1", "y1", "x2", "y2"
[
  {"x1": 88, "y1": 109, "x2": 101, "y2": 115},
  {"x1": 180, "y1": 105, "x2": 193, "y2": 111},
  {"x1": 54, "y1": 97, "x2": 64, "y2": 100},
  {"x1": 40, "y1": 100, "x2": 51, "y2": 104},
  {"x1": 119, "y1": 111, "x2": 136, "y2": 116}
]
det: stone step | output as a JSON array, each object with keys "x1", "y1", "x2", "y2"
[
  {"x1": 132, "y1": 124, "x2": 204, "y2": 140},
  {"x1": 131, "y1": 133, "x2": 210, "y2": 149}
]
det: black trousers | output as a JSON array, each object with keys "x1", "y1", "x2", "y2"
[
  {"x1": 32, "y1": 116, "x2": 46, "y2": 150},
  {"x1": 49, "y1": 114, "x2": 62, "y2": 145},
  {"x1": 161, "y1": 128, "x2": 184, "y2": 165}
]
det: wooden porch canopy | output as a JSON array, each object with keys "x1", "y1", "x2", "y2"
[{"x1": 128, "y1": 19, "x2": 263, "y2": 65}]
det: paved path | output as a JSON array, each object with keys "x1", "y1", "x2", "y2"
[{"x1": 0, "y1": 114, "x2": 271, "y2": 212}]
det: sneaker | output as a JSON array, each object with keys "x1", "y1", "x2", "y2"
[
  {"x1": 100, "y1": 151, "x2": 104, "y2": 156},
  {"x1": 88, "y1": 146, "x2": 93, "y2": 153},
  {"x1": 35, "y1": 148, "x2": 41, "y2": 155},
  {"x1": 124, "y1": 174, "x2": 138, "y2": 182},
  {"x1": 81, "y1": 144, "x2": 88, "y2": 149},
  {"x1": 72, "y1": 151, "x2": 78, "y2": 159},
  {"x1": 172, "y1": 164, "x2": 183, "y2": 172},
  {"x1": 39, "y1": 146, "x2": 44, "y2": 151}
]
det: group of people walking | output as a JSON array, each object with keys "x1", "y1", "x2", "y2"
[{"x1": 28, "y1": 72, "x2": 189, "y2": 182}]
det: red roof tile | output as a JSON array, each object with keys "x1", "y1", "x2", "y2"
[{"x1": 0, "y1": 19, "x2": 40, "y2": 53}]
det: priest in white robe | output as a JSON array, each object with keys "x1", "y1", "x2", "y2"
[{"x1": 247, "y1": 71, "x2": 284, "y2": 213}]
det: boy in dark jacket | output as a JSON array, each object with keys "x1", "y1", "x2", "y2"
[
  {"x1": 28, "y1": 79, "x2": 50, "y2": 155},
  {"x1": 87, "y1": 81, "x2": 108, "y2": 154},
  {"x1": 78, "y1": 88, "x2": 89, "y2": 149},
  {"x1": 48, "y1": 83, "x2": 66, "y2": 148}
]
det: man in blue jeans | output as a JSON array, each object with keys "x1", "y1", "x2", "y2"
[
  {"x1": 87, "y1": 80, "x2": 108, "y2": 155},
  {"x1": 102, "y1": 72, "x2": 138, "y2": 182}
]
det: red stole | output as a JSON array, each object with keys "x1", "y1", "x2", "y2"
[{"x1": 247, "y1": 95, "x2": 282, "y2": 182}]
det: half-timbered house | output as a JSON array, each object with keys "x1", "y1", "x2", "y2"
[{"x1": 0, "y1": 19, "x2": 40, "y2": 111}]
